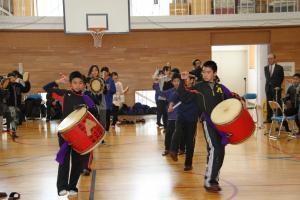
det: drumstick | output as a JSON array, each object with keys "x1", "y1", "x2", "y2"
[{"x1": 172, "y1": 101, "x2": 182, "y2": 109}]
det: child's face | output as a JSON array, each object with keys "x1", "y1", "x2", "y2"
[
  {"x1": 172, "y1": 78, "x2": 180, "y2": 89},
  {"x1": 186, "y1": 77, "x2": 195, "y2": 87},
  {"x1": 70, "y1": 77, "x2": 84, "y2": 92},
  {"x1": 91, "y1": 67, "x2": 99, "y2": 78},
  {"x1": 202, "y1": 67, "x2": 216, "y2": 82},
  {"x1": 9, "y1": 76, "x2": 16, "y2": 82},
  {"x1": 293, "y1": 76, "x2": 300, "y2": 84},
  {"x1": 112, "y1": 75, "x2": 118, "y2": 82},
  {"x1": 102, "y1": 71, "x2": 109, "y2": 78},
  {"x1": 164, "y1": 69, "x2": 171, "y2": 76},
  {"x1": 195, "y1": 60, "x2": 201, "y2": 68}
]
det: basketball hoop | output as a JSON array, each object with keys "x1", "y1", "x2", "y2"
[{"x1": 88, "y1": 28, "x2": 106, "y2": 48}]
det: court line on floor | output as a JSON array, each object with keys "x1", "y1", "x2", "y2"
[
  {"x1": 0, "y1": 154, "x2": 54, "y2": 167},
  {"x1": 89, "y1": 170, "x2": 96, "y2": 200},
  {"x1": 266, "y1": 140, "x2": 300, "y2": 161},
  {"x1": 187, "y1": 171, "x2": 238, "y2": 200}
]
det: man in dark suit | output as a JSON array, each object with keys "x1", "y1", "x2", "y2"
[{"x1": 264, "y1": 53, "x2": 284, "y2": 123}]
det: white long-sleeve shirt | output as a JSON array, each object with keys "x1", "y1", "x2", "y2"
[{"x1": 113, "y1": 81, "x2": 126, "y2": 107}]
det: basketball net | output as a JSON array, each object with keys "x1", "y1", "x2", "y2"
[{"x1": 89, "y1": 28, "x2": 105, "y2": 48}]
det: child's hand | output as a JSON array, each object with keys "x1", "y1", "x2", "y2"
[
  {"x1": 168, "y1": 104, "x2": 174, "y2": 113},
  {"x1": 56, "y1": 73, "x2": 68, "y2": 84},
  {"x1": 124, "y1": 86, "x2": 129, "y2": 94},
  {"x1": 106, "y1": 84, "x2": 110, "y2": 91},
  {"x1": 153, "y1": 77, "x2": 159, "y2": 83}
]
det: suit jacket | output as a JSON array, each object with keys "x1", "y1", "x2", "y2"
[{"x1": 264, "y1": 64, "x2": 284, "y2": 93}]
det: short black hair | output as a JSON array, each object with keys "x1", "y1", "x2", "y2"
[
  {"x1": 7, "y1": 71, "x2": 23, "y2": 79},
  {"x1": 101, "y1": 66, "x2": 109, "y2": 73},
  {"x1": 202, "y1": 60, "x2": 218, "y2": 73},
  {"x1": 215, "y1": 75, "x2": 220, "y2": 83},
  {"x1": 171, "y1": 68, "x2": 180, "y2": 74},
  {"x1": 188, "y1": 71, "x2": 196, "y2": 80},
  {"x1": 69, "y1": 71, "x2": 84, "y2": 82},
  {"x1": 192, "y1": 59, "x2": 201, "y2": 66},
  {"x1": 111, "y1": 72, "x2": 118, "y2": 76},
  {"x1": 7, "y1": 72, "x2": 16, "y2": 77},
  {"x1": 171, "y1": 73, "x2": 181, "y2": 81},
  {"x1": 293, "y1": 73, "x2": 300, "y2": 79},
  {"x1": 162, "y1": 66, "x2": 171, "y2": 72}
]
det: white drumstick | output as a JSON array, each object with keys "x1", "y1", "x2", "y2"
[{"x1": 172, "y1": 101, "x2": 182, "y2": 109}]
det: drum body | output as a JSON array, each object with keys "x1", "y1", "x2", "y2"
[
  {"x1": 211, "y1": 98, "x2": 255, "y2": 144},
  {"x1": 57, "y1": 107, "x2": 105, "y2": 155},
  {"x1": 90, "y1": 78, "x2": 104, "y2": 94}
]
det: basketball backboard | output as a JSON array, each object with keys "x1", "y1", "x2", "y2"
[{"x1": 63, "y1": 0, "x2": 130, "y2": 34}]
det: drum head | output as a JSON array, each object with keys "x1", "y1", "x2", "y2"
[
  {"x1": 23, "y1": 72, "x2": 29, "y2": 82},
  {"x1": 57, "y1": 107, "x2": 87, "y2": 133},
  {"x1": 211, "y1": 98, "x2": 242, "y2": 125},
  {"x1": 91, "y1": 78, "x2": 103, "y2": 93}
]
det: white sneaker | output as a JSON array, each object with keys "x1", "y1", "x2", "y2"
[
  {"x1": 58, "y1": 190, "x2": 67, "y2": 196},
  {"x1": 68, "y1": 190, "x2": 78, "y2": 196}
]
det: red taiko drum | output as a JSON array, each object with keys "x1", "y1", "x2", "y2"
[
  {"x1": 211, "y1": 98, "x2": 255, "y2": 144},
  {"x1": 57, "y1": 106, "x2": 105, "y2": 154}
]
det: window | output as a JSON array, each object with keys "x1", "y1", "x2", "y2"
[{"x1": 135, "y1": 90, "x2": 156, "y2": 107}]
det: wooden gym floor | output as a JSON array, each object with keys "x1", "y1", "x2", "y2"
[{"x1": 0, "y1": 115, "x2": 300, "y2": 200}]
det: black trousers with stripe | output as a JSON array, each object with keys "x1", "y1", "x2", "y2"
[
  {"x1": 57, "y1": 135, "x2": 83, "y2": 193},
  {"x1": 202, "y1": 121, "x2": 225, "y2": 186},
  {"x1": 170, "y1": 118, "x2": 197, "y2": 166}
]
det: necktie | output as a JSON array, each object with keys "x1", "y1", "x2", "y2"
[{"x1": 269, "y1": 65, "x2": 273, "y2": 76}]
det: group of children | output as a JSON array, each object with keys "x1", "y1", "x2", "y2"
[
  {"x1": 153, "y1": 60, "x2": 241, "y2": 192},
  {"x1": 42, "y1": 65, "x2": 128, "y2": 198},
  {"x1": 0, "y1": 70, "x2": 31, "y2": 139},
  {"x1": 1, "y1": 59, "x2": 298, "y2": 197}
]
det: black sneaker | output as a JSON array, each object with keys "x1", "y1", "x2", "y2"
[
  {"x1": 204, "y1": 183, "x2": 222, "y2": 192},
  {"x1": 184, "y1": 165, "x2": 193, "y2": 171},
  {"x1": 82, "y1": 169, "x2": 91, "y2": 176},
  {"x1": 162, "y1": 150, "x2": 169, "y2": 156},
  {"x1": 156, "y1": 123, "x2": 163, "y2": 128},
  {"x1": 12, "y1": 132, "x2": 18, "y2": 140},
  {"x1": 178, "y1": 150, "x2": 185, "y2": 155},
  {"x1": 169, "y1": 151, "x2": 178, "y2": 161}
]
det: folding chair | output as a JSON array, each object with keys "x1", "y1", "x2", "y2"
[
  {"x1": 268, "y1": 101, "x2": 296, "y2": 139},
  {"x1": 243, "y1": 93, "x2": 258, "y2": 123}
]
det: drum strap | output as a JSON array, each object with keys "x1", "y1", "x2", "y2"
[
  {"x1": 202, "y1": 112, "x2": 229, "y2": 146},
  {"x1": 83, "y1": 95, "x2": 95, "y2": 109},
  {"x1": 55, "y1": 142, "x2": 69, "y2": 165}
]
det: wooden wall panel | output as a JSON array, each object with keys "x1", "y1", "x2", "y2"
[
  {"x1": 0, "y1": 30, "x2": 211, "y2": 105},
  {"x1": 211, "y1": 29, "x2": 271, "y2": 45},
  {"x1": 0, "y1": 27, "x2": 300, "y2": 105}
]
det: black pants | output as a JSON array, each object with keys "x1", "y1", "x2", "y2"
[
  {"x1": 46, "y1": 100, "x2": 52, "y2": 120},
  {"x1": 170, "y1": 119, "x2": 197, "y2": 166},
  {"x1": 57, "y1": 135, "x2": 83, "y2": 193},
  {"x1": 266, "y1": 88, "x2": 282, "y2": 121},
  {"x1": 179, "y1": 131, "x2": 186, "y2": 152},
  {"x1": 202, "y1": 121, "x2": 225, "y2": 186},
  {"x1": 105, "y1": 109, "x2": 111, "y2": 131},
  {"x1": 165, "y1": 120, "x2": 175, "y2": 151},
  {"x1": 157, "y1": 100, "x2": 168, "y2": 129},
  {"x1": 82, "y1": 153, "x2": 91, "y2": 171},
  {"x1": 112, "y1": 105, "x2": 119, "y2": 126},
  {"x1": 283, "y1": 107, "x2": 300, "y2": 130}
]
